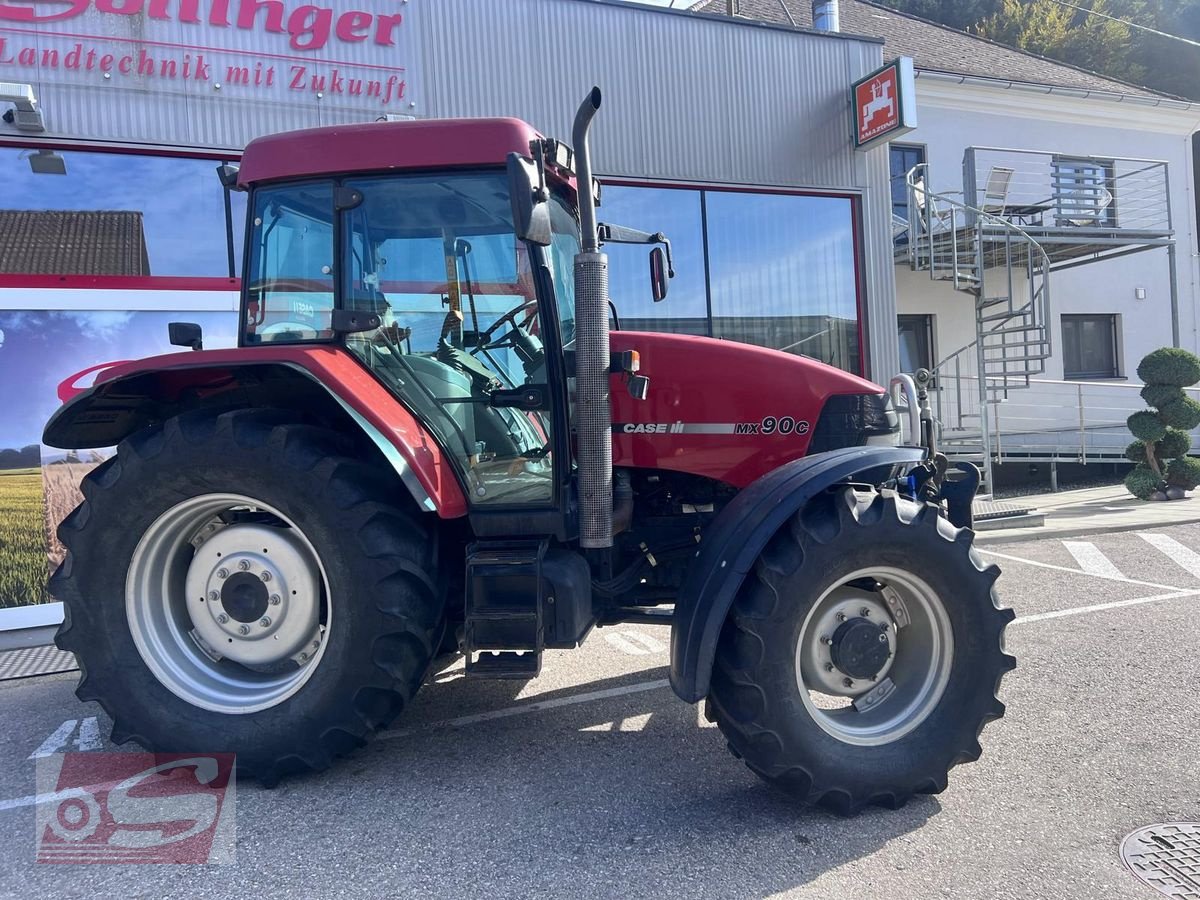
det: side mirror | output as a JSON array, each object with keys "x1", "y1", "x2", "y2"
[
  {"x1": 215, "y1": 162, "x2": 245, "y2": 192},
  {"x1": 168, "y1": 322, "x2": 204, "y2": 351},
  {"x1": 506, "y1": 153, "x2": 552, "y2": 246},
  {"x1": 650, "y1": 246, "x2": 669, "y2": 302}
]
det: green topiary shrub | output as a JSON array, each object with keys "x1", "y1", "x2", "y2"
[
  {"x1": 1128, "y1": 410, "x2": 1166, "y2": 443},
  {"x1": 1159, "y1": 428, "x2": 1192, "y2": 460},
  {"x1": 1159, "y1": 397, "x2": 1200, "y2": 431},
  {"x1": 1167, "y1": 457, "x2": 1200, "y2": 489},
  {"x1": 1126, "y1": 464, "x2": 1163, "y2": 500},
  {"x1": 1141, "y1": 384, "x2": 1186, "y2": 409},
  {"x1": 1126, "y1": 347, "x2": 1200, "y2": 499},
  {"x1": 1137, "y1": 347, "x2": 1200, "y2": 387},
  {"x1": 1124, "y1": 440, "x2": 1149, "y2": 463}
]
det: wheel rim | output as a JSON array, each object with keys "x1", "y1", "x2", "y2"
[
  {"x1": 126, "y1": 493, "x2": 330, "y2": 715},
  {"x1": 794, "y1": 566, "x2": 953, "y2": 747}
]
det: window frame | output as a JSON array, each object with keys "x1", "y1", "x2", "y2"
[
  {"x1": 599, "y1": 177, "x2": 867, "y2": 376},
  {"x1": 1061, "y1": 313, "x2": 1121, "y2": 380},
  {"x1": 0, "y1": 139, "x2": 243, "y2": 290},
  {"x1": 889, "y1": 142, "x2": 927, "y2": 228}
]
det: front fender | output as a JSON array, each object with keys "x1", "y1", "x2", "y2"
[{"x1": 669, "y1": 445, "x2": 926, "y2": 703}]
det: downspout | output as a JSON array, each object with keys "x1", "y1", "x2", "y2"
[{"x1": 571, "y1": 87, "x2": 613, "y2": 549}]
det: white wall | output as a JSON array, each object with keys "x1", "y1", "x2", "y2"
[{"x1": 898, "y1": 77, "x2": 1200, "y2": 385}]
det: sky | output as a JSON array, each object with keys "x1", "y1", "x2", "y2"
[{"x1": 0, "y1": 311, "x2": 238, "y2": 451}]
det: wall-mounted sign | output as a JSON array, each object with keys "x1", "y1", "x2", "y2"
[
  {"x1": 853, "y1": 56, "x2": 916, "y2": 151},
  {"x1": 0, "y1": 0, "x2": 417, "y2": 110}
]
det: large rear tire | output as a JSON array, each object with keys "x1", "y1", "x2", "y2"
[
  {"x1": 52, "y1": 410, "x2": 445, "y2": 784},
  {"x1": 707, "y1": 486, "x2": 1015, "y2": 814}
]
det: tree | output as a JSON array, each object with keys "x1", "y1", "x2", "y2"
[{"x1": 879, "y1": 0, "x2": 1200, "y2": 100}]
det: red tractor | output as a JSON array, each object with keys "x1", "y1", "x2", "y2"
[{"x1": 45, "y1": 90, "x2": 1014, "y2": 812}]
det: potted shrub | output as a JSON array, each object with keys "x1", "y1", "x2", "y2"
[{"x1": 1125, "y1": 347, "x2": 1200, "y2": 500}]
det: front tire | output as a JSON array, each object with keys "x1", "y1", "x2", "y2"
[
  {"x1": 52, "y1": 410, "x2": 445, "y2": 784},
  {"x1": 707, "y1": 486, "x2": 1015, "y2": 814}
]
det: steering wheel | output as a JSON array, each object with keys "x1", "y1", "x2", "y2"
[{"x1": 476, "y1": 299, "x2": 538, "y2": 352}]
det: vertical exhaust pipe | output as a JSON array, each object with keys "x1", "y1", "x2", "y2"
[
  {"x1": 571, "y1": 87, "x2": 613, "y2": 550},
  {"x1": 812, "y1": 0, "x2": 839, "y2": 31}
]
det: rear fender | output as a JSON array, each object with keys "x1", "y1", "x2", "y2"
[
  {"x1": 669, "y1": 445, "x2": 926, "y2": 703},
  {"x1": 42, "y1": 349, "x2": 468, "y2": 518}
]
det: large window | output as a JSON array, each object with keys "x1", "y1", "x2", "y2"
[
  {"x1": 0, "y1": 146, "x2": 243, "y2": 280},
  {"x1": 600, "y1": 184, "x2": 863, "y2": 373},
  {"x1": 890, "y1": 144, "x2": 926, "y2": 228},
  {"x1": 1062, "y1": 314, "x2": 1120, "y2": 379}
]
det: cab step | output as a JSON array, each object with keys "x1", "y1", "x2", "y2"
[{"x1": 464, "y1": 539, "x2": 547, "y2": 678}]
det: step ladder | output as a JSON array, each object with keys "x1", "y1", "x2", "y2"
[{"x1": 464, "y1": 539, "x2": 547, "y2": 678}]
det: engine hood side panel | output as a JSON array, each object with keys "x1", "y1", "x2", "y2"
[{"x1": 609, "y1": 331, "x2": 884, "y2": 488}]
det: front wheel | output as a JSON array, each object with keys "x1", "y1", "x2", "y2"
[
  {"x1": 707, "y1": 486, "x2": 1015, "y2": 814},
  {"x1": 52, "y1": 411, "x2": 445, "y2": 784}
]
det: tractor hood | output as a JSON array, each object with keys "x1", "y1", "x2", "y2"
[{"x1": 609, "y1": 331, "x2": 894, "y2": 488}]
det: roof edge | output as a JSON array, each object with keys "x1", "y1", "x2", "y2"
[{"x1": 914, "y1": 69, "x2": 1199, "y2": 113}]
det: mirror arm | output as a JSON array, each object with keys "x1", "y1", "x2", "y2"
[{"x1": 598, "y1": 223, "x2": 675, "y2": 278}]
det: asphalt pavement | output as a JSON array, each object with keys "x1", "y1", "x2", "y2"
[{"x1": 2, "y1": 523, "x2": 1200, "y2": 899}]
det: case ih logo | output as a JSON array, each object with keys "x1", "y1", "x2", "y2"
[
  {"x1": 0, "y1": 0, "x2": 404, "y2": 52},
  {"x1": 851, "y1": 57, "x2": 916, "y2": 150},
  {"x1": 35, "y1": 753, "x2": 235, "y2": 864}
]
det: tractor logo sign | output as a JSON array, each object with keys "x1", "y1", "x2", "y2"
[{"x1": 852, "y1": 57, "x2": 917, "y2": 150}]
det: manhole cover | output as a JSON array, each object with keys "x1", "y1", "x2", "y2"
[
  {"x1": 0, "y1": 645, "x2": 77, "y2": 682},
  {"x1": 1122, "y1": 823, "x2": 1200, "y2": 899}
]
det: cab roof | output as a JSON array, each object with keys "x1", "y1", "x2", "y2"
[{"x1": 237, "y1": 117, "x2": 544, "y2": 187}]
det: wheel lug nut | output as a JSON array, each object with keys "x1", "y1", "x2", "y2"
[
  {"x1": 312, "y1": 640, "x2": 320, "y2": 649},
  {"x1": 299, "y1": 652, "x2": 308, "y2": 661},
  {"x1": 878, "y1": 633, "x2": 888, "y2": 643},
  {"x1": 260, "y1": 571, "x2": 272, "y2": 582},
  {"x1": 260, "y1": 617, "x2": 271, "y2": 627},
  {"x1": 820, "y1": 635, "x2": 832, "y2": 645},
  {"x1": 843, "y1": 677, "x2": 854, "y2": 688},
  {"x1": 216, "y1": 613, "x2": 228, "y2": 624},
  {"x1": 836, "y1": 612, "x2": 846, "y2": 622},
  {"x1": 270, "y1": 594, "x2": 281, "y2": 605},
  {"x1": 216, "y1": 568, "x2": 229, "y2": 579},
  {"x1": 860, "y1": 607, "x2": 871, "y2": 617},
  {"x1": 237, "y1": 560, "x2": 251, "y2": 571},
  {"x1": 824, "y1": 662, "x2": 834, "y2": 672},
  {"x1": 207, "y1": 590, "x2": 219, "y2": 602},
  {"x1": 238, "y1": 625, "x2": 250, "y2": 635}
]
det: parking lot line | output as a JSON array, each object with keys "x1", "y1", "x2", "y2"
[
  {"x1": 1137, "y1": 532, "x2": 1200, "y2": 579},
  {"x1": 979, "y1": 549, "x2": 1188, "y2": 592},
  {"x1": 1062, "y1": 541, "x2": 1124, "y2": 579},
  {"x1": 1012, "y1": 590, "x2": 1199, "y2": 626}
]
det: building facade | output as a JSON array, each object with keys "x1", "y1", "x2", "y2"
[{"x1": 701, "y1": 0, "x2": 1200, "y2": 477}]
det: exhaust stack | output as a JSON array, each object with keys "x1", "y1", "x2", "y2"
[
  {"x1": 812, "y1": 0, "x2": 840, "y2": 31},
  {"x1": 571, "y1": 87, "x2": 613, "y2": 550}
]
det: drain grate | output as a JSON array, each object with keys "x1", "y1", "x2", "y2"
[
  {"x1": 1122, "y1": 823, "x2": 1200, "y2": 899},
  {"x1": 0, "y1": 645, "x2": 78, "y2": 682}
]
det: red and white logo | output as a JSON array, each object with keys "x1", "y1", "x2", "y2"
[
  {"x1": 35, "y1": 752, "x2": 236, "y2": 864},
  {"x1": 855, "y1": 67, "x2": 900, "y2": 144}
]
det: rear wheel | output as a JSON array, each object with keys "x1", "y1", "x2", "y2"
[
  {"x1": 52, "y1": 410, "x2": 445, "y2": 784},
  {"x1": 707, "y1": 486, "x2": 1015, "y2": 814}
]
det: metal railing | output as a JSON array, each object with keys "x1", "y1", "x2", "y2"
[
  {"x1": 963, "y1": 147, "x2": 1172, "y2": 246},
  {"x1": 926, "y1": 370, "x2": 1200, "y2": 465}
]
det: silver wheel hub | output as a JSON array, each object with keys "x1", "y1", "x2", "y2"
[
  {"x1": 186, "y1": 524, "x2": 322, "y2": 667},
  {"x1": 794, "y1": 567, "x2": 954, "y2": 747},
  {"x1": 126, "y1": 493, "x2": 331, "y2": 715}
]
